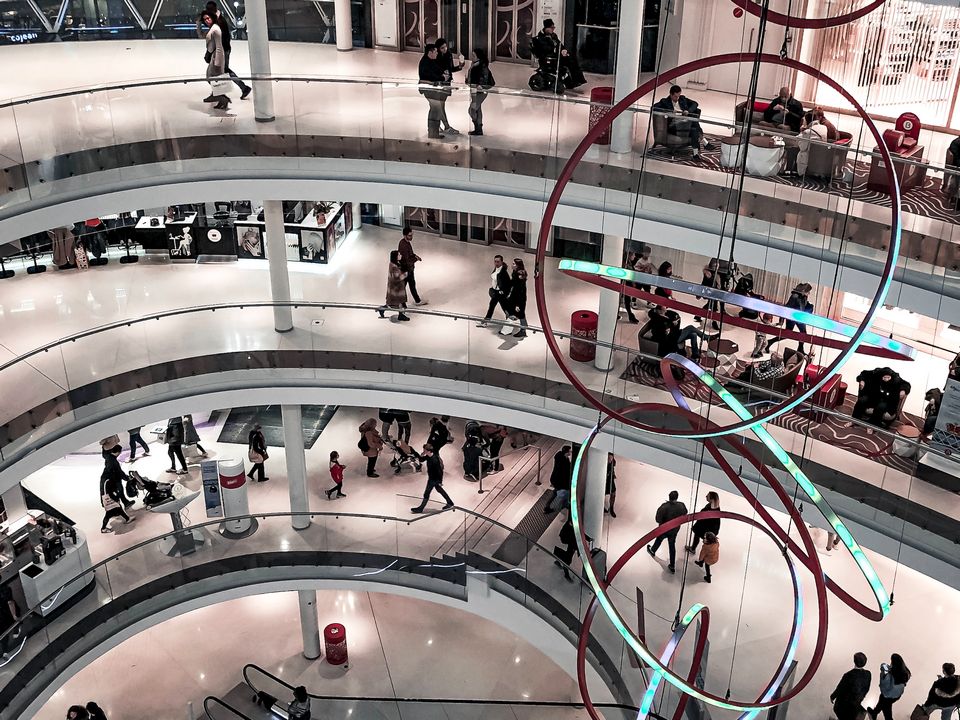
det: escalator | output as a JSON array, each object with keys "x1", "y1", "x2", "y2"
[{"x1": 199, "y1": 662, "x2": 645, "y2": 719}]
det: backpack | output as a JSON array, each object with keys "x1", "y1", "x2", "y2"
[{"x1": 358, "y1": 434, "x2": 369, "y2": 453}]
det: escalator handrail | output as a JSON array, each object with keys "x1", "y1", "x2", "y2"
[
  {"x1": 203, "y1": 695, "x2": 256, "y2": 720},
  {"x1": 241, "y1": 662, "x2": 643, "y2": 712}
]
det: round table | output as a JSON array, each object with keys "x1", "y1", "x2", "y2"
[
  {"x1": 746, "y1": 136, "x2": 785, "y2": 177},
  {"x1": 720, "y1": 136, "x2": 745, "y2": 168},
  {"x1": 708, "y1": 337, "x2": 739, "y2": 355},
  {"x1": 892, "y1": 423, "x2": 921, "y2": 458}
]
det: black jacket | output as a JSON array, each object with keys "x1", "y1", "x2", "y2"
[
  {"x1": 924, "y1": 675, "x2": 960, "y2": 708},
  {"x1": 492, "y1": 265, "x2": 512, "y2": 297},
  {"x1": 532, "y1": 30, "x2": 561, "y2": 62},
  {"x1": 427, "y1": 420, "x2": 452, "y2": 452},
  {"x1": 655, "y1": 499, "x2": 688, "y2": 525},
  {"x1": 418, "y1": 54, "x2": 449, "y2": 99},
  {"x1": 550, "y1": 451, "x2": 572, "y2": 491},
  {"x1": 652, "y1": 95, "x2": 701, "y2": 119},
  {"x1": 857, "y1": 368, "x2": 911, "y2": 406},
  {"x1": 425, "y1": 452, "x2": 444, "y2": 484},
  {"x1": 692, "y1": 503, "x2": 720, "y2": 537},
  {"x1": 248, "y1": 428, "x2": 266, "y2": 455},
  {"x1": 831, "y1": 668, "x2": 872, "y2": 711},
  {"x1": 467, "y1": 62, "x2": 495, "y2": 89},
  {"x1": 508, "y1": 270, "x2": 527, "y2": 313},
  {"x1": 436, "y1": 50, "x2": 462, "y2": 83}
]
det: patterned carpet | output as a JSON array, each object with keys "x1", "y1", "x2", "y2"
[
  {"x1": 646, "y1": 135, "x2": 960, "y2": 224},
  {"x1": 620, "y1": 357, "x2": 920, "y2": 474}
]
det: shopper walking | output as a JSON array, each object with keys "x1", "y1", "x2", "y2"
[
  {"x1": 397, "y1": 226, "x2": 426, "y2": 306},
  {"x1": 462, "y1": 435, "x2": 483, "y2": 481},
  {"x1": 693, "y1": 531, "x2": 719, "y2": 582},
  {"x1": 358, "y1": 418, "x2": 384, "y2": 477},
  {"x1": 66, "y1": 707, "x2": 90, "y2": 720},
  {"x1": 102, "y1": 445, "x2": 134, "y2": 509},
  {"x1": 182, "y1": 414, "x2": 207, "y2": 457},
  {"x1": 426, "y1": 415, "x2": 453, "y2": 455},
  {"x1": 554, "y1": 515, "x2": 578, "y2": 581},
  {"x1": 545, "y1": 445, "x2": 573, "y2": 513},
  {"x1": 604, "y1": 455, "x2": 617, "y2": 518},
  {"x1": 686, "y1": 491, "x2": 720, "y2": 554},
  {"x1": 646, "y1": 490, "x2": 688, "y2": 573},
  {"x1": 246, "y1": 423, "x2": 268, "y2": 482},
  {"x1": 164, "y1": 417, "x2": 189, "y2": 475},
  {"x1": 100, "y1": 471, "x2": 134, "y2": 533},
  {"x1": 201, "y1": 2, "x2": 251, "y2": 98},
  {"x1": 85, "y1": 702, "x2": 108, "y2": 720},
  {"x1": 831, "y1": 653, "x2": 872, "y2": 720},
  {"x1": 418, "y1": 44, "x2": 448, "y2": 139},
  {"x1": 467, "y1": 48, "x2": 495, "y2": 136},
  {"x1": 200, "y1": 11, "x2": 231, "y2": 110},
  {"x1": 326, "y1": 451, "x2": 346, "y2": 499},
  {"x1": 506, "y1": 258, "x2": 529, "y2": 338},
  {"x1": 868, "y1": 654, "x2": 911, "y2": 720},
  {"x1": 922, "y1": 664, "x2": 960, "y2": 719},
  {"x1": 0, "y1": 581, "x2": 20, "y2": 660},
  {"x1": 393, "y1": 408, "x2": 412, "y2": 443},
  {"x1": 622, "y1": 250, "x2": 640, "y2": 323},
  {"x1": 286, "y1": 686, "x2": 311, "y2": 720},
  {"x1": 477, "y1": 255, "x2": 512, "y2": 328},
  {"x1": 377, "y1": 250, "x2": 411, "y2": 321},
  {"x1": 434, "y1": 38, "x2": 463, "y2": 135},
  {"x1": 127, "y1": 426, "x2": 150, "y2": 462},
  {"x1": 410, "y1": 443, "x2": 454, "y2": 513}
]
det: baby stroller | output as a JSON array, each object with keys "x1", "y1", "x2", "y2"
[
  {"x1": 127, "y1": 470, "x2": 175, "y2": 508},
  {"x1": 385, "y1": 437, "x2": 422, "y2": 474}
]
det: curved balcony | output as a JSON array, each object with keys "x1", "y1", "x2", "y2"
[
  {"x1": 0, "y1": 302, "x2": 956, "y2": 582},
  {"x1": 0, "y1": 509, "x2": 645, "y2": 720},
  {"x1": 0, "y1": 76, "x2": 957, "y2": 318}
]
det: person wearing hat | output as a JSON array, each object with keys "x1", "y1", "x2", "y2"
[{"x1": 532, "y1": 19, "x2": 586, "y2": 92}]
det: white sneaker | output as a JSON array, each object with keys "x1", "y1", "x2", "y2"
[
  {"x1": 415, "y1": 299, "x2": 429, "y2": 306},
  {"x1": 693, "y1": 149, "x2": 701, "y2": 157},
  {"x1": 445, "y1": 127, "x2": 461, "y2": 135}
]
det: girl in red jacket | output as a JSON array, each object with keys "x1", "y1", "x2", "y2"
[{"x1": 326, "y1": 451, "x2": 346, "y2": 499}]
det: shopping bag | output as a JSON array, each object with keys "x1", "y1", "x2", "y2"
[
  {"x1": 75, "y1": 244, "x2": 89, "y2": 270},
  {"x1": 209, "y1": 74, "x2": 233, "y2": 95}
]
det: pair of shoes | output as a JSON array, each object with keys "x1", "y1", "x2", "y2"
[
  {"x1": 694, "y1": 560, "x2": 704, "y2": 567},
  {"x1": 101, "y1": 527, "x2": 113, "y2": 534},
  {"x1": 513, "y1": 330, "x2": 527, "y2": 338},
  {"x1": 415, "y1": 299, "x2": 429, "y2": 306},
  {"x1": 610, "y1": 509, "x2": 617, "y2": 518},
  {"x1": 468, "y1": 129, "x2": 483, "y2": 136},
  {"x1": 646, "y1": 545, "x2": 656, "y2": 558},
  {"x1": 410, "y1": 506, "x2": 424, "y2": 514},
  {"x1": 177, "y1": 469, "x2": 188, "y2": 475},
  {"x1": 241, "y1": 87, "x2": 252, "y2": 100},
  {"x1": 668, "y1": 565, "x2": 676, "y2": 573},
  {"x1": 685, "y1": 545, "x2": 695, "y2": 553},
  {"x1": 694, "y1": 316, "x2": 702, "y2": 322},
  {"x1": 476, "y1": 320, "x2": 489, "y2": 328},
  {"x1": 377, "y1": 308, "x2": 385, "y2": 318},
  {"x1": 444, "y1": 127, "x2": 461, "y2": 135},
  {"x1": 326, "y1": 489, "x2": 336, "y2": 500},
  {"x1": 704, "y1": 575, "x2": 711, "y2": 583},
  {"x1": 166, "y1": 468, "x2": 177, "y2": 474},
  {"x1": 398, "y1": 314, "x2": 411, "y2": 321},
  {"x1": 201, "y1": 452, "x2": 208, "y2": 457},
  {"x1": 367, "y1": 471, "x2": 380, "y2": 478},
  {"x1": 202, "y1": 95, "x2": 217, "y2": 103},
  {"x1": 337, "y1": 492, "x2": 346, "y2": 498},
  {"x1": 712, "y1": 321, "x2": 721, "y2": 330},
  {"x1": 443, "y1": 502, "x2": 455, "y2": 510},
  {"x1": 704, "y1": 142, "x2": 717, "y2": 151},
  {"x1": 144, "y1": 451, "x2": 150, "y2": 456},
  {"x1": 692, "y1": 149, "x2": 701, "y2": 157},
  {"x1": 124, "y1": 516, "x2": 136, "y2": 525},
  {"x1": 213, "y1": 98, "x2": 230, "y2": 110},
  {"x1": 258, "y1": 477, "x2": 270, "y2": 482}
]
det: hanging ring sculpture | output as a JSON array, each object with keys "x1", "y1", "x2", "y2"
[
  {"x1": 533, "y1": 52, "x2": 901, "y2": 717},
  {"x1": 730, "y1": 0, "x2": 887, "y2": 29}
]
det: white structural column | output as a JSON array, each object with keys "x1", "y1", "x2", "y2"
[
  {"x1": 610, "y1": 0, "x2": 645, "y2": 154},
  {"x1": 298, "y1": 589, "x2": 322, "y2": 659},
  {"x1": 264, "y1": 200, "x2": 294, "y2": 332},
  {"x1": 594, "y1": 234, "x2": 622, "y2": 371},
  {"x1": 583, "y1": 447, "x2": 608, "y2": 546},
  {"x1": 281, "y1": 405, "x2": 311, "y2": 530},
  {"x1": 243, "y1": 0, "x2": 275, "y2": 122},
  {"x1": 334, "y1": 0, "x2": 353, "y2": 51}
]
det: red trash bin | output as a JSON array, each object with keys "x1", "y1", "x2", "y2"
[
  {"x1": 324, "y1": 623, "x2": 348, "y2": 666},
  {"x1": 570, "y1": 310, "x2": 599, "y2": 362},
  {"x1": 588, "y1": 86, "x2": 614, "y2": 145}
]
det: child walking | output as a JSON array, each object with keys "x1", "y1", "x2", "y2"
[
  {"x1": 694, "y1": 531, "x2": 719, "y2": 582},
  {"x1": 326, "y1": 451, "x2": 346, "y2": 499}
]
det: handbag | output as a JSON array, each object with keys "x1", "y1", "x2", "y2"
[
  {"x1": 204, "y1": 50, "x2": 212, "y2": 64},
  {"x1": 911, "y1": 706, "x2": 930, "y2": 720},
  {"x1": 248, "y1": 449, "x2": 264, "y2": 464},
  {"x1": 75, "y1": 243, "x2": 89, "y2": 270},
  {"x1": 101, "y1": 493, "x2": 120, "y2": 511},
  {"x1": 488, "y1": 287, "x2": 498, "y2": 299}
]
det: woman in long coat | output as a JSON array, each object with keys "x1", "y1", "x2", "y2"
[
  {"x1": 377, "y1": 250, "x2": 410, "y2": 321},
  {"x1": 201, "y1": 11, "x2": 231, "y2": 110}
]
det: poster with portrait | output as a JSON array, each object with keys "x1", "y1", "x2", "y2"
[
  {"x1": 167, "y1": 223, "x2": 198, "y2": 260},
  {"x1": 931, "y1": 379, "x2": 960, "y2": 456},
  {"x1": 235, "y1": 223, "x2": 266, "y2": 259},
  {"x1": 196, "y1": 225, "x2": 238, "y2": 257},
  {"x1": 299, "y1": 228, "x2": 327, "y2": 263}
]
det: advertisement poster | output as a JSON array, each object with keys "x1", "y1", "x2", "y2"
[
  {"x1": 201, "y1": 460, "x2": 223, "y2": 518},
  {"x1": 235, "y1": 223, "x2": 265, "y2": 259},
  {"x1": 196, "y1": 225, "x2": 238, "y2": 257},
  {"x1": 167, "y1": 224, "x2": 197, "y2": 260},
  {"x1": 931, "y1": 379, "x2": 960, "y2": 456}
]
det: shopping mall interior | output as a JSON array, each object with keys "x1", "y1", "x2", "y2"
[{"x1": 2, "y1": 1, "x2": 960, "y2": 719}]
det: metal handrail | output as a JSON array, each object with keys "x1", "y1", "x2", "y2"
[
  {"x1": 241, "y1": 662, "x2": 644, "y2": 712},
  {"x1": 477, "y1": 442, "x2": 542, "y2": 494},
  {"x1": 0, "y1": 300, "x2": 943, "y2": 462},
  {"x1": 203, "y1": 696, "x2": 254, "y2": 720},
  {"x1": 0, "y1": 73, "x2": 956, "y2": 180}
]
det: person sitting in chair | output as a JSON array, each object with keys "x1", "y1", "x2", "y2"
[
  {"x1": 638, "y1": 305, "x2": 713, "y2": 361},
  {"x1": 652, "y1": 85, "x2": 716, "y2": 157},
  {"x1": 531, "y1": 19, "x2": 586, "y2": 93},
  {"x1": 763, "y1": 86, "x2": 805, "y2": 132},
  {"x1": 848, "y1": 367, "x2": 911, "y2": 430}
]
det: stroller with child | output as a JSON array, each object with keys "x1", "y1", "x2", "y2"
[
  {"x1": 126, "y1": 470, "x2": 175, "y2": 508},
  {"x1": 384, "y1": 436, "x2": 423, "y2": 474}
]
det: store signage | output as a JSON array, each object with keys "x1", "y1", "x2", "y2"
[
  {"x1": 373, "y1": 0, "x2": 398, "y2": 48},
  {"x1": 537, "y1": 0, "x2": 563, "y2": 38},
  {"x1": 201, "y1": 460, "x2": 223, "y2": 518},
  {"x1": 931, "y1": 379, "x2": 960, "y2": 456}
]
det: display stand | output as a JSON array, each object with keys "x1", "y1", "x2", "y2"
[
  {"x1": 0, "y1": 257, "x2": 14, "y2": 279},
  {"x1": 119, "y1": 235, "x2": 139, "y2": 264},
  {"x1": 149, "y1": 489, "x2": 204, "y2": 557},
  {"x1": 26, "y1": 247, "x2": 46, "y2": 274}
]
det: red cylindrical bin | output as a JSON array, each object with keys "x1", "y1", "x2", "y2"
[
  {"x1": 324, "y1": 623, "x2": 348, "y2": 666},
  {"x1": 570, "y1": 310, "x2": 599, "y2": 363},
  {"x1": 588, "y1": 86, "x2": 614, "y2": 145}
]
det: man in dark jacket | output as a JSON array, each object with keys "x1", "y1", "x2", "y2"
[
  {"x1": 397, "y1": 225, "x2": 424, "y2": 306},
  {"x1": 763, "y1": 86, "x2": 805, "y2": 132},
  {"x1": 831, "y1": 652, "x2": 872, "y2": 720},
  {"x1": 477, "y1": 255, "x2": 512, "y2": 327},
  {"x1": 652, "y1": 85, "x2": 715, "y2": 156},
  {"x1": 531, "y1": 19, "x2": 586, "y2": 92},
  {"x1": 646, "y1": 490, "x2": 688, "y2": 572},
  {"x1": 426, "y1": 415, "x2": 452, "y2": 455},
  {"x1": 418, "y1": 44, "x2": 449, "y2": 139},
  {"x1": 545, "y1": 445, "x2": 573, "y2": 513},
  {"x1": 410, "y1": 444, "x2": 454, "y2": 513},
  {"x1": 923, "y1": 663, "x2": 960, "y2": 716},
  {"x1": 851, "y1": 368, "x2": 912, "y2": 429}
]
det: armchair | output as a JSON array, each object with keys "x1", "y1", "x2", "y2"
[{"x1": 803, "y1": 130, "x2": 853, "y2": 179}]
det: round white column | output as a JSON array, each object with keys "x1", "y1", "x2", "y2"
[
  {"x1": 610, "y1": 0, "x2": 644, "y2": 154},
  {"x1": 594, "y1": 234, "x2": 622, "y2": 372},
  {"x1": 264, "y1": 200, "x2": 293, "y2": 333},
  {"x1": 583, "y1": 447, "x2": 608, "y2": 546},
  {"x1": 298, "y1": 589, "x2": 322, "y2": 659},
  {"x1": 282, "y1": 404, "x2": 311, "y2": 530},
  {"x1": 243, "y1": 0, "x2": 275, "y2": 122},
  {"x1": 334, "y1": 0, "x2": 353, "y2": 51}
]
